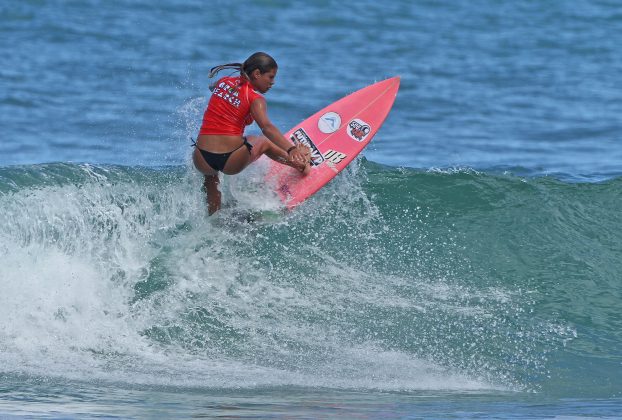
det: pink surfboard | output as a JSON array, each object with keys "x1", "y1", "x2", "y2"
[{"x1": 265, "y1": 76, "x2": 400, "y2": 209}]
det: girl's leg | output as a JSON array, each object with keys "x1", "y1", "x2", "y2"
[
  {"x1": 203, "y1": 174, "x2": 221, "y2": 215},
  {"x1": 192, "y1": 148, "x2": 222, "y2": 215},
  {"x1": 194, "y1": 136, "x2": 310, "y2": 215}
]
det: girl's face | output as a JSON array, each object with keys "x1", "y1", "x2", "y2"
[{"x1": 251, "y1": 67, "x2": 277, "y2": 94}]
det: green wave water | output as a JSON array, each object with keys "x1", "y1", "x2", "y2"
[{"x1": 1, "y1": 162, "x2": 620, "y2": 404}]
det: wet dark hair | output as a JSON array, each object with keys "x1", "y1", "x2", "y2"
[{"x1": 208, "y1": 52, "x2": 277, "y2": 88}]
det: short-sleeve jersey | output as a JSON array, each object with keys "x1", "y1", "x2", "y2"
[{"x1": 199, "y1": 76, "x2": 263, "y2": 136}]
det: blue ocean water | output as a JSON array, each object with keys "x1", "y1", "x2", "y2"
[{"x1": 1, "y1": 0, "x2": 622, "y2": 418}]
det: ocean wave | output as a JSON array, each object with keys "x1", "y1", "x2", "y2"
[{"x1": 0, "y1": 162, "x2": 620, "y2": 395}]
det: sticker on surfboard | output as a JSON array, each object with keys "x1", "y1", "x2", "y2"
[
  {"x1": 318, "y1": 111, "x2": 342, "y2": 134},
  {"x1": 347, "y1": 119, "x2": 371, "y2": 142},
  {"x1": 323, "y1": 149, "x2": 347, "y2": 164},
  {"x1": 290, "y1": 128, "x2": 325, "y2": 166}
]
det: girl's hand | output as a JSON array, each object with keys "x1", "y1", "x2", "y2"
[
  {"x1": 288, "y1": 144, "x2": 311, "y2": 173},
  {"x1": 288, "y1": 144, "x2": 309, "y2": 163}
]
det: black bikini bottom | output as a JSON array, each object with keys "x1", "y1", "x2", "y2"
[{"x1": 196, "y1": 137, "x2": 253, "y2": 172}]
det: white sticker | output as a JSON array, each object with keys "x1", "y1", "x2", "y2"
[
  {"x1": 347, "y1": 118, "x2": 371, "y2": 142},
  {"x1": 318, "y1": 111, "x2": 342, "y2": 134}
]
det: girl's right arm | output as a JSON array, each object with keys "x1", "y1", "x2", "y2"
[{"x1": 250, "y1": 98, "x2": 308, "y2": 164}]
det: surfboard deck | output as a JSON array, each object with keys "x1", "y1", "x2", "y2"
[{"x1": 264, "y1": 76, "x2": 400, "y2": 209}]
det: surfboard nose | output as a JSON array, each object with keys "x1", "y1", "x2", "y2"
[
  {"x1": 373, "y1": 76, "x2": 401, "y2": 98},
  {"x1": 389, "y1": 76, "x2": 400, "y2": 95},
  {"x1": 389, "y1": 75, "x2": 401, "y2": 88}
]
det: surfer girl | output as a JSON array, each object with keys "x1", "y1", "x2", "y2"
[{"x1": 193, "y1": 52, "x2": 310, "y2": 214}]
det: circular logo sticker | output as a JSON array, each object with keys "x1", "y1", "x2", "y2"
[
  {"x1": 318, "y1": 112, "x2": 342, "y2": 134},
  {"x1": 346, "y1": 118, "x2": 371, "y2": 142}
]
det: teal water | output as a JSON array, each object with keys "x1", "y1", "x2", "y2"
[
  {"x1": 0, "y1": 163, "x2": 621, "y2": 417},
  {"x1": 2, "y1": 0, "x2": 622, "y2": 417}
]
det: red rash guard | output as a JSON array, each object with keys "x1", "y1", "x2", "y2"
[{"x1": 199, "y1": 76, "x2": 263, "y2": 136}]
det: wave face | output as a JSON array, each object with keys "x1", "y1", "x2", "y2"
[{"x1": 1, "y1": 162, "x2": 621, "y2": 397}]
